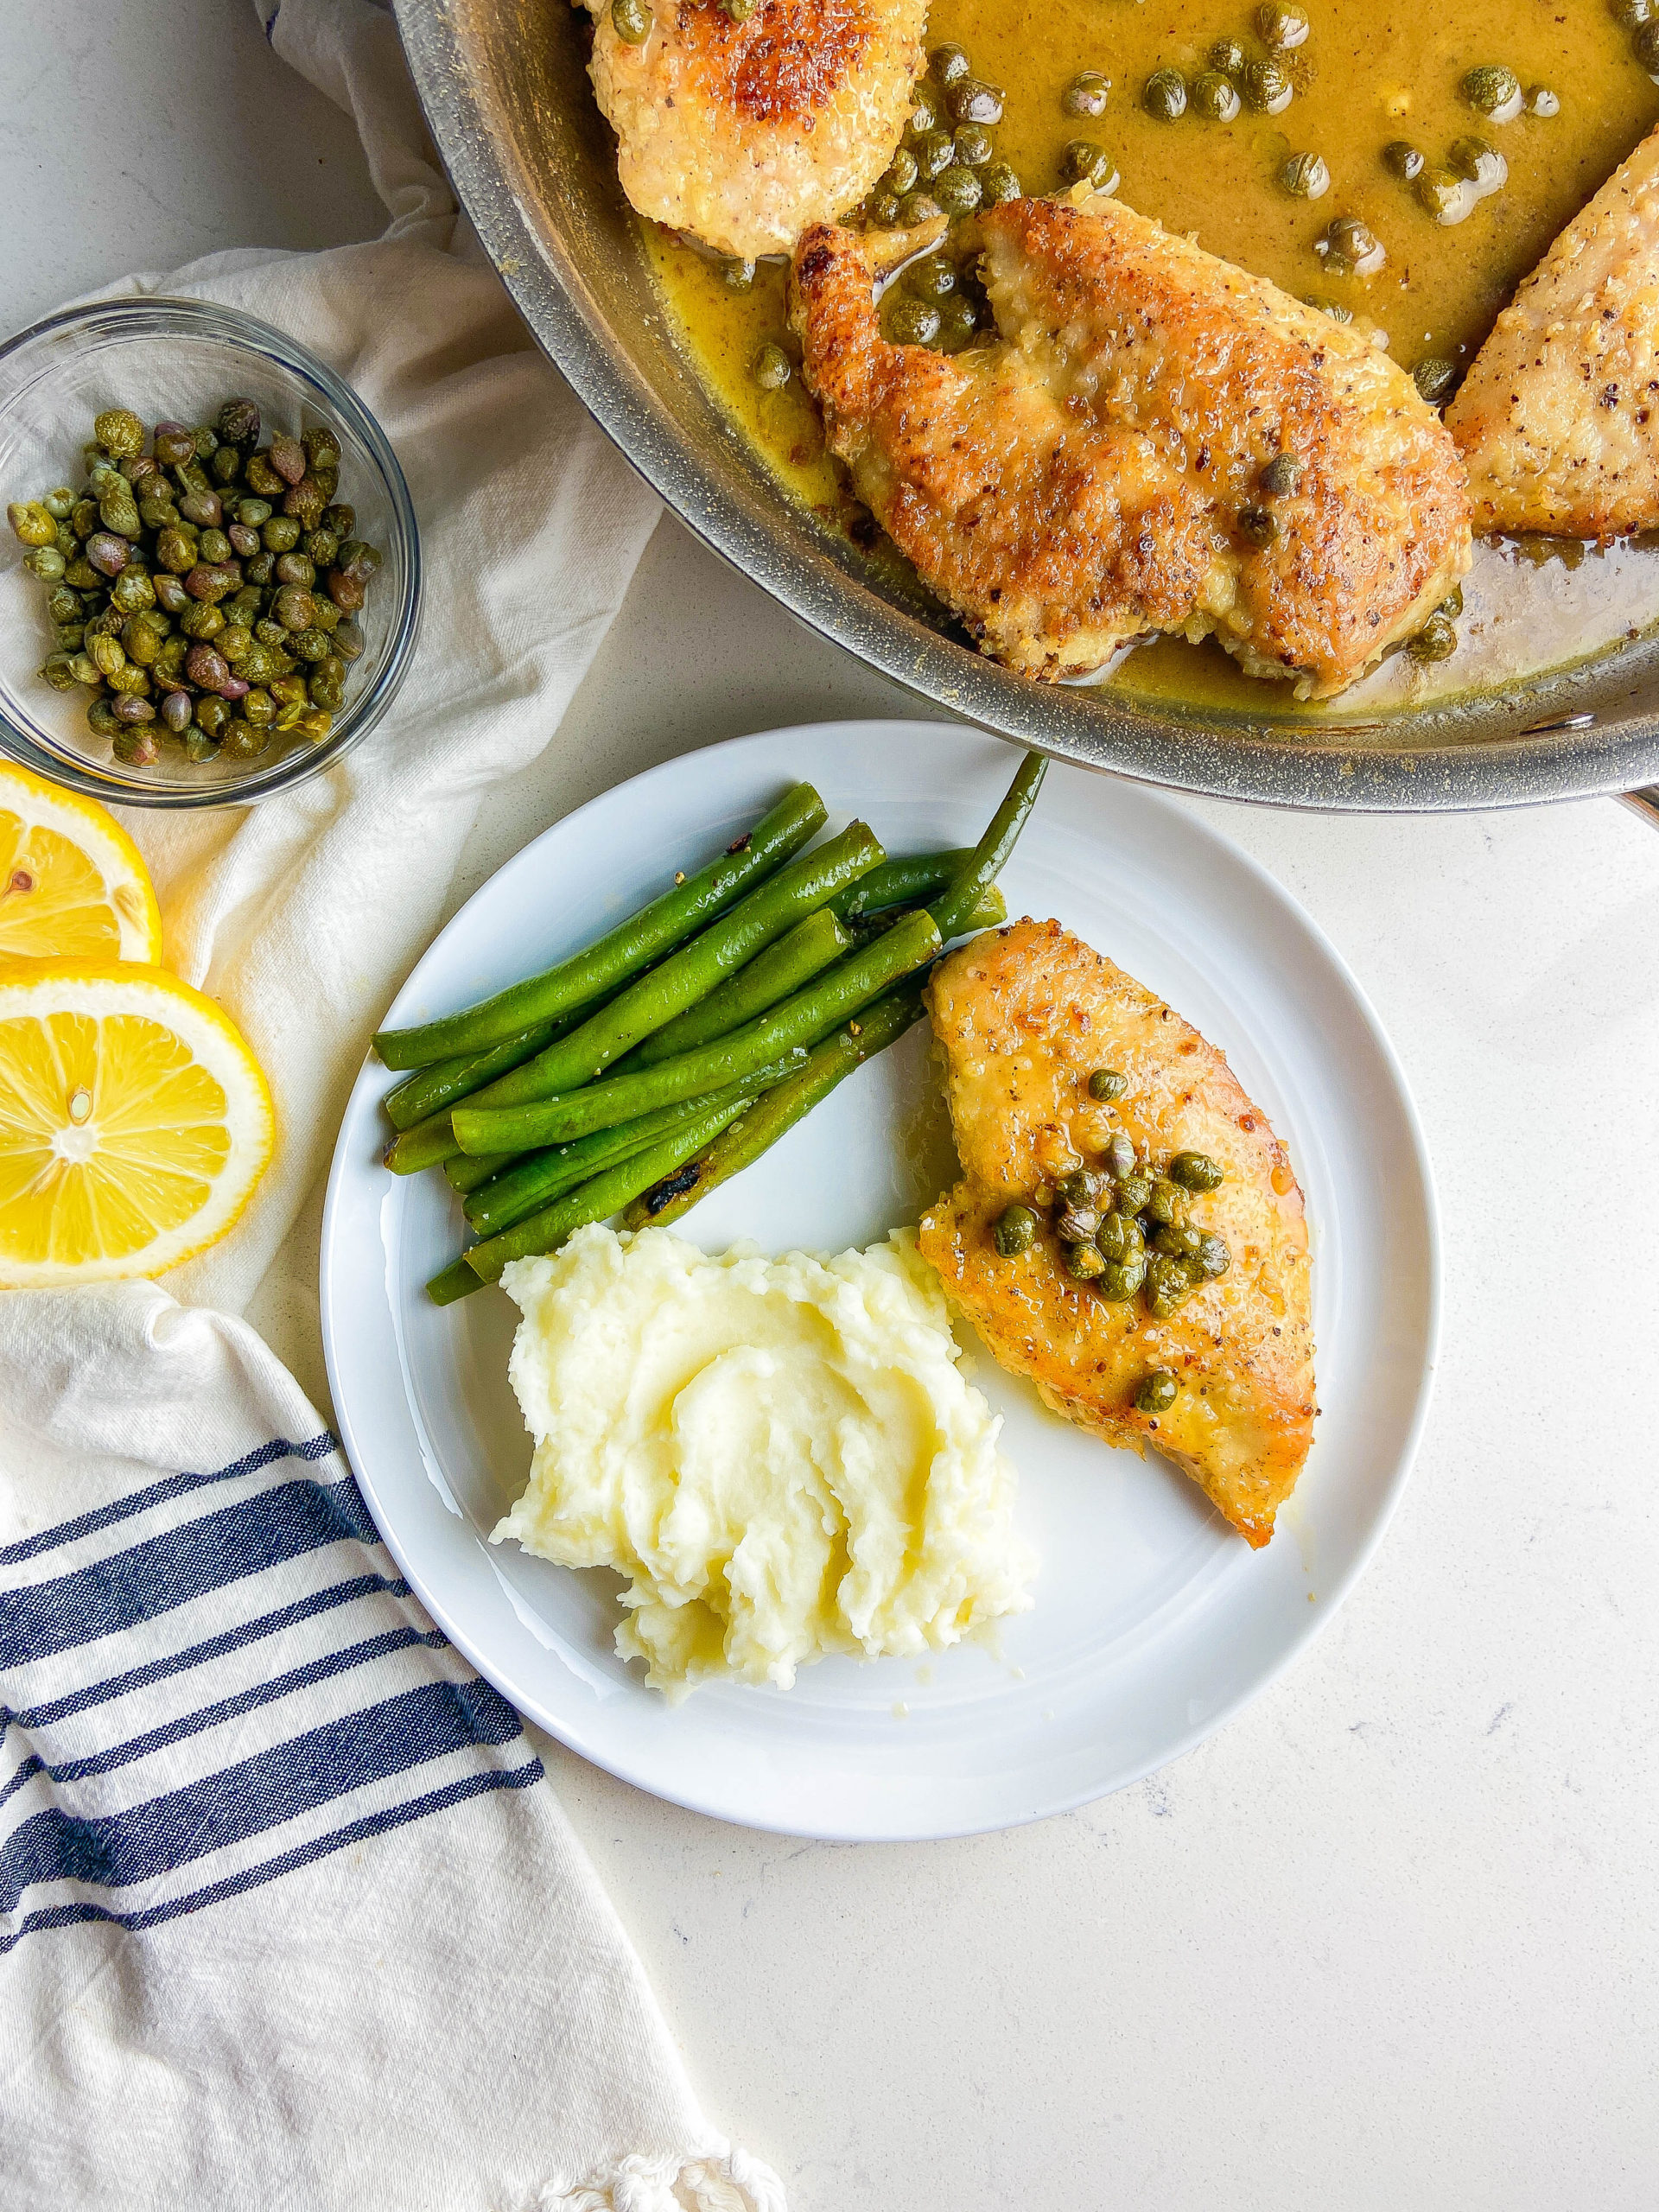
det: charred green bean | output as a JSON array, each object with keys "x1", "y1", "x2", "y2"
[{"x1": 464, "y1": 1092, "x2": 743, "y2": 1238}]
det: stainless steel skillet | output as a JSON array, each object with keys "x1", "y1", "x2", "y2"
[{"x1": 393, "y1": 0, "x2": 1659, "y2": 824}]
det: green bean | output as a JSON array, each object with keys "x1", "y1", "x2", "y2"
[
  {"x1": 447, "y1": 1149, "x2": 519, "y2": 1194},
  {"x1": 624, "y1": 907, "x2": 849, "y2": 1069},
  {"x1": 381, "y1": 1008, "x2": 588, "y2": 1132},
  {"x1": 927, "y1": 752, "x2": 1046, "y2": 943},
  {"x1": 452, "y1": 908, "x2": 941, "y2": 1157},
  {"x1": 452, "y1": 1087, "x2": 762, "y2": 1294},
  {"x1": 373, "y1": 783, "x2": 826, "y2": 1069},
  {"x1": 462, "y1": 819, "x2": 884, "y2": 1112},
  {"x1": 426, "y1": 1257, "x2": 483, "y2": 1306},
  {"x1": 828, "y1": 849, "x2": 973, "y2": 921},
  {"x1": 465, "y1": 1091, "x2": 746, "y2": 1238},
  {"x1": 621, "y1": 982, "x2": 928, "y2": 1230},
  {"x1": 385, "y1": 1109, "x2": 471, "y2": 1176},
  {"x1": 849, "y1": 884, "x2": 1004, "y2": 945}
]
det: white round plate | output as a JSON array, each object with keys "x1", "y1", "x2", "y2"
[{"x1": 321, "y1": 722, "x2": 1439, "y2": 1840}]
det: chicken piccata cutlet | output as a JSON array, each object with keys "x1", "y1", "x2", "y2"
[
  {"x1": 584, "y1": 0, "x2": 926, "y2": 260},
  {"x1": 917, "y1": 920, "x2": 1315, "y2": 1548},
  {"x1": 1446, "y1": 123, "x2": 1659, "y2": 541},
  {"x1": 791, "y1": 192, "x2": 1471, "y2": 696}
]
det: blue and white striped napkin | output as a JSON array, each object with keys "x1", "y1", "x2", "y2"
[{"x1": 1, "y1": 1285, "x2": 784, "y2": 2209}]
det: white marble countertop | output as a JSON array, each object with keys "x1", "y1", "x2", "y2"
[{"x1": 7, "y1": 5, "x2": 1657, "y2": 2204}]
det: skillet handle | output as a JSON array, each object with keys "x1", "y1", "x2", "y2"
[{"x1": 1621, "y1": 787, "x2": 1659, "y2": 827}]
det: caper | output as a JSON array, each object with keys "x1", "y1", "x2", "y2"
[
  {"x1": 1257, "y1": 0, "x2": 1309, "y2": 46},
  {"x1": 1409, "y1": 611, "x2": 1458, "y2": 661},
  {"x1": 1058, "y1": 1166, "x2": 1108, "y2": 1209},
  {"x1": 869, "y1": 193, "x2": 904, "y2": 227},
  {"x1": 951, "y1": 78, "x2": 1005, "y2": 125},
  {"x1": 1096, "y1": 1211, "x2": 1145, "y2": 1264},
  {"x1": 1057, "y1": 1205, "x2": 1103, "y2": 1246},
  {"x1": 1382, "y1": 140, "x2": 1425, "y2": 181},
  {"x1": 1191, "y1": 71, "x2": 1241, "y2": 121},
  {"x1": 721, "y1": 257, "x2": 758, "y2": 292},
  {"x1": 218, "y1": 398, "x2": 260, "y2": 447},
  {"x1": 1414, "y1": 167, "x2": 1468, "y2": 222},
  {"x1": 1088, "y1": 1067, "x2": 1128, "y2": 1101},
  {"x1": 1169, "y1": 1150, "x2": 1224, "y2": 1191},
  {"x1": 1142, "y1": 67, "x2": 1187, "y2": 120},
  {"x1": 1262, "y1": 452, "x2": 1304, "y2": 498},
  {"x1": 1153, "y1": 1222, "x2": 1203, "y2": 1260},
  {"x1": 1061, "y1": 140, "x2": 1119, "y2": 192},
  {"x1": 886, "y1": 147, "x2": 920, "y2": 194},
  {"x1": 1238, "y1": 505, "x2": 1280, "y2": 547},
  {"x1": 907, "y1": 82, "x2": 943, "y2": 137},
  {"x1": 1143, "y1": 1178, "x2": 1187, "y2": 1228},
  {"x1": 1524, "y1": 84, "x2": 1560, "y2": 117},
  {"x1": 86, "y1": 531, "x2": 130, "y2": 577},
  {"x1": 611, "y1": 0, "x2": 651, "y2": 40},
  {"x1": 39, "y1": 652, "x2": 78, "y2": 692},
  {"x1": 92, "y1": 409, "x2": 143, "y2": 458},
  {"x1": 887, "y1": 298, "x2": 943, "y2": 346},
  {"x1": 1062, "y1": 70, "x2": 1110, "y2": 118},
  {"x1": 992, "y1": 1203, "x2": 1039, "y2": 1256},
  {"x1": 931, "y1": 41, "x2": 970, "y2": 85},
  {"x1": 1413, "y1": 356, "x2": 1459, "y2": 404},
  {"x1": 1099, "y1": 1255, "x2": 1147, "y2": 1302},
  {"x1": 954, "y1": 122, "x2": 995, "y2": 166},
  {"x1": 1636, "y1": 19, "x2": 1659, "y2": 67},
  {"x1": 1439, "y1": 585, "x2": 1464, "y2": 618},
  {"x1": 335, "y1": 618, "x2": 365, "y2": 662},
  {"x1": 1242, "y1": 58, "x2": 1292, "y2": 113},
  {"x1": 937, "y1": 296, "x2": 981, "y2": 350},
  {"x1": 900, "y1": 190, "x2": 945, "y2": 226},
  {"x1": 752, "y1": 341, "x2": 792, "y2": 389},
  {"x1": 181, "y1": 726, "x2": 219, "y2": 763},
  {"x1": 41, "y1": 486, "x2": 74, "y2": 519},
  {"x1": 1462, "y1": 65, "x2": 1521, "y2": 120},
  {"x1": 934, "y1": 164, "x2": 983, "y2": 217},
  {"x1": 1134, "y1": 1370, "x2": 1179, "y2": 1414},
  {"x1": 916, "y1": 128, "x2": 955, "y2": 181},
  {"x1": 1064, "y1": 1241, "x2": 1106, "y2": 1281},
  {"x1": 8, "y1": 499, "x2": 57, "y2": 547},
  {"x1": 1143, "y1": 1257, "x2": 1192, "y2": 1320},
  {"x1": 1103, "y1": 1131, "x2": 1137, "y2": 1179},
  {"x1": 1211, "y1": 35, "x2": 1247, "y2": 74},
  {"x1": 1450, "y1": 136, "x2": 1507, "y2": 192},
  {"x1": 264, "y1": 514, "x2": 302, "y2": 552},
  {"x1": 1117, "y1": 1169, "x2": 1154, "y2": 1213},
  {"x1": 1322, "y1": 213, "x2": 1382, "y2": 270},
  {"x1": 979, "y1": 162, "x2": 1020, "y2": 207},
  {"x1": 46, "y1": 585, "x2": 79, "y2": 625},
  {"x1": 1195, "y1": 1232, "x2": 1231, "y2": 1280},
  {"x1": 1281, "y1": 151, "x2": 1330, "y2": 200},
  {"x1": 211, "y1": 444, "x2": 243, "y2": 486},
  {"x1": 896, "y1": 258, "x2": 950, "y2": 308},
  {"x1": 24, "y1": 544, "x2": 66, "y2": 582},
  {"x1": 1616, "y1": 0, "x2": 1652, "y2": 26}
]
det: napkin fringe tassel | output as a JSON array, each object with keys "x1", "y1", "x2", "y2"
[{"x1": 536, "y1": 2139, "x2": 789, "y2": 2212}]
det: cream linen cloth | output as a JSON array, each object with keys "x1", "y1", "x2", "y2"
[{"x1": 0, "y1": 2, "x2": 790, "y2": 2205}]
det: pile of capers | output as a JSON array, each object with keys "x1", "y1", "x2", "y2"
[
  {"x1": 989, "y1": 1065, "x2": 1230, "y2": 1326},
  {"x1": 881, "y1": 249, "x2": 989, "y2": 353},
  {"x1": 10, "y1": 400, "x2": 378, "y2": 771},
  {"x1": 1136, "y1": 5, "x2": 1308, "y2": 134},
  {"x1": 866, "y1": 43, "x2": 1019, "y2": 232}
]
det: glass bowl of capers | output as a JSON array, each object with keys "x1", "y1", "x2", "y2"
[{"x1": 0, "y1": 296, "x2": 422, "y2": 807}]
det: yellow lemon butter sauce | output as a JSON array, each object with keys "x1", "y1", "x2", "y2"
[
  {"x1": 495, "y1": 1224, "x2": 1034, "y2": 1695},
  {"x1": 643, "y1": 0, "x2": 1659, "y2": 715}
]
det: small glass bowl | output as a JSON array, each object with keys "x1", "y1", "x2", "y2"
[{"x1": 0, "y1": 297, "x2": 422, "y2": 808}]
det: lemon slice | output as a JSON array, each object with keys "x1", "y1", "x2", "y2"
[
  {"x1": 0, "y1": 760, "x2": 161, "y2": 964},
  {"x1": 0, "y1": 961, "x2": 275, "y2": 1287}
]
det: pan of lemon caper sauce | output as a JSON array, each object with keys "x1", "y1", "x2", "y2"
[{"x1": 399, "y1": 0, "x2": 1659, "y2": 815}]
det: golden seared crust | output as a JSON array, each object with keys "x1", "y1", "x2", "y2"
[
  {"x1": 791, "y1": 195, "x2": 1471, "y2": 696},
  {"x1": 915, "y1": 920, "x2": 1315, "y2": 1548},
  {"x1": 587, "y1": 0, "x2": 927, "y2": 260},
  {"x1": 1446, "y1": 125, "x2": 1659, "y2": 540}
]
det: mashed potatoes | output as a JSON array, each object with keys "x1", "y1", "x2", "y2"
[{"x1": 495, "y1": 1224, "x2": 1034, "y2": 1695}]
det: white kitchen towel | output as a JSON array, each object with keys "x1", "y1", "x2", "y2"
[
  {"x1": 0, "y1": 1285, "x2": 784, "y2": 2211},
  {"x1": 0, "y1": 2, "x2": 788, "y2": 2206}
]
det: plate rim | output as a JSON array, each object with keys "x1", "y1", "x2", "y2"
[{"x1": 320, "y1": 720, "x2": 1442, "y2": 1839}]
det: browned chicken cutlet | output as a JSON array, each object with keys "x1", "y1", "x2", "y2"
[
  {"x1": 584, "y1": 0, "x2": 927, "y2": 260},
  {"x1": 790, "y1": 194, "x2": 1471, "y2": 696},
  {"x1": 1446, "y1": 124, "x2": 1659, "y2": 540},
  {"x1": 917, "y1": 920, "x2": 1315, "y2": 1547}
]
